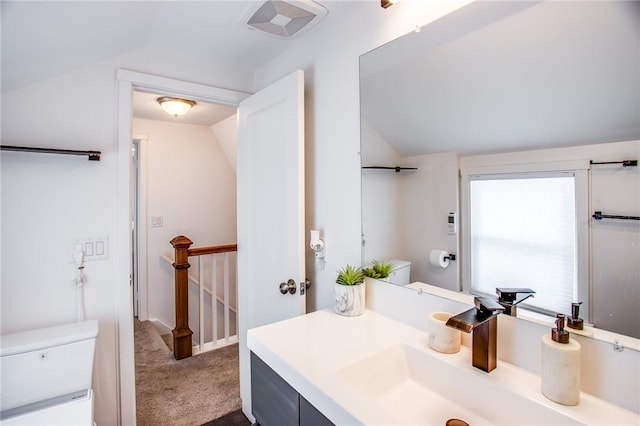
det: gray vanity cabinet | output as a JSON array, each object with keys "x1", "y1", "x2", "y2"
[
  {"x1": 251, "y1": 352, "x2": 334, "y2": 426},
  {"x1": 299, "y1": 396, "x2": 333, "y2": 426}
]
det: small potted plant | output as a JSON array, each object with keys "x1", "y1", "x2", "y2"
[
  {"x1": 363, "y1": 259, "x2": 394, "y2": 281},
  {"x1": 334, "y1": 265, "x2": 365, "y2": 316}
]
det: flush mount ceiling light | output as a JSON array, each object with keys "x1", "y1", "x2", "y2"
[
  {"x1": 245, "y1": 0, "x2": 327, "y2": 39},
  {"x1": 157, "y1": 97, "x2": 196, "y2": 118}
]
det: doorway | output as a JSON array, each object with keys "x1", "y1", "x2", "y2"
[
  {"x1": 117, "y1": 69, "x2": 306, "y2": 425},
  {"x1": 130, "y1": 90, "x2": 238, "y2": 328},
  {"x1": 130, "y1": 89, "x2": 243, "y2": 425},
  {"x1": 116, "y1": 69, "x2": 250, "y2": 425}
]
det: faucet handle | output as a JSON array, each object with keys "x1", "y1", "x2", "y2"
[
  {"x1": 474, "y1": 296, "x2": 505, "y2": 317},
  {"x1": 496, "y1": 288, "x2": 536, "y2": 302}
]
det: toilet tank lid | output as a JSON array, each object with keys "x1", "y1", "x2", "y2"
[
  {"x1": 1, "y1": 320, "x2": 98, "y2": 357},
  {"x1": 389, "y1": 259, "x2": 411, "y2": 270}
]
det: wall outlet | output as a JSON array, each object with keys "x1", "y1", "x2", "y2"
[
  {"x1": 69, "y1": 236, "x2": 109, "y2": 262},
  {"x1": 151, "y1": 216, "x2": 163, "y2": 227}
]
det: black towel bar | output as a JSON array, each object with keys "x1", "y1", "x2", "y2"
[
  {"x1": 1, "y1": 145, "x2": 101, "y2": 161},
  {"x1": 362, "y1": 166, "x2": 418, "y2": 173},
  {"x1": 590, "y1": 160, "x2": 637, "y2": 167},
  {"x1": 592, "y1": 211, "x2": 639, "y2": 221}
]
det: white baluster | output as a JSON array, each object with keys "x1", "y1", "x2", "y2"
[
  {"x1": 234, "y1": 252, "x2": 238, "y2": 340},
  {"x1": 211, "y1": 254, "x2": 218, "y2": 346},
  {"x1": 198, "y1": 257, "x2": 204, "y2": 349},
  {"x1": 224, "y1": 252, "x2": 230, "y2": 342}
]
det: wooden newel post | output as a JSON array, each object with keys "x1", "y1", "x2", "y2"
[{"x1": 170, "y1": 235, "x2": 194, "y2": 360}]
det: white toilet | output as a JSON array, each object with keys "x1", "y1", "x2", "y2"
[
  {"x1": 0, "y1": 320, "x2": 99, "y2": 426},
  {"x1": 387, "y1": 259, "x2": 411, "y2": 285}
]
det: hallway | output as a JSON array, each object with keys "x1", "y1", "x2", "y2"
[{"x1": 134, "y1": 320, "x2": 244, "y2": 425}]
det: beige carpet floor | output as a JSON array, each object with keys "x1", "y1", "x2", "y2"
[{"x1": 134, "y1": 320, "x2": 242, "y2": 426}]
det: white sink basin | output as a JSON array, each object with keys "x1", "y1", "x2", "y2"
[{"x1": 337, "y1": 344, "x2": 584, "y2": 426}]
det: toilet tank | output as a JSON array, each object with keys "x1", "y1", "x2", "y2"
[
  {"x1": 388, "y1": 259, "x2": 411, "y2": 285},
  {"x1": 0, "y1": 320, "x2": 98, "y2": 412}
]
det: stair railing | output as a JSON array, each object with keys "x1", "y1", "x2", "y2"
[{"x1": 170, "y1": 235, "x2": 238, "y2": 360}]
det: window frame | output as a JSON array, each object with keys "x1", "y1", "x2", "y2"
[{"x1": 460, "y1": 160, "x2": 590, "y2": 320}]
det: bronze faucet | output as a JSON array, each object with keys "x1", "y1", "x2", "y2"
[
  {"x1": 496, "y1": 287, "x2": 535, "y2": 316},
  {"x1": 446, "y1": 296, "x2": 505, "y2": 372}
]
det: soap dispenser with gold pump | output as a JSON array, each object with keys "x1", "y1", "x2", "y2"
[{"x1": 541, "y1": 313, "x2": 581, "y2": 405}]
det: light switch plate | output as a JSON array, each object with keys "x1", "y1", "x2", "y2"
[{"x1": 69, "y1": 236, "x2": 109, "y2": 262}]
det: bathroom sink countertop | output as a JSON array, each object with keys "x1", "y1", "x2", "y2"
[{"x1": 247, "y1": 309, "x2": 639, "y2": 426}]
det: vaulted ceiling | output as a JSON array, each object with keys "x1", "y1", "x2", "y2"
[
  {"x1": 2, "y1": 0, "x2": 351, "y2": 126},
  {"x1": 1, "y1": 0, "x2": 347, "y2": 93}
]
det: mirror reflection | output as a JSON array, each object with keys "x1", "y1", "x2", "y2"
[{"x1": 360, "y1": 1, "x2": 640, "y2": 339}]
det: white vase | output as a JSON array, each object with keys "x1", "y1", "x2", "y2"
[{"x1": 334, "y1": 282, "x2": 365, "y2": 316}]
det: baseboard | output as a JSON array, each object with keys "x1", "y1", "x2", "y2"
[
  {"x1": 149, "y1": 319, "x2": 172, "y2": 335},
  {"x1": 242, "y1": 404, "x2": 255, "y2": 424}
]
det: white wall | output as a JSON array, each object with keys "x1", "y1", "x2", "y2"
[
  {"x1": 211, "y1": 114, "x2": 239, "y2": 174},
  {"x1": 401, "y1": 152, "x2": 460, "y2": 289},
  {"x1": 361, "y1": 120, "x2": 461, "y2": 290},
  {"x1": 1, "y1": 62, "x2": 122, "y2": 425},
  {"x1": 132, "y1": 118, "x2": 237, "y2": 327},
  {"x1": 361, "y1": 118, "x2": 404, "y2": 265},
  {"x1": 1, "y1": 46, "x2": 251, "y2": 425}
]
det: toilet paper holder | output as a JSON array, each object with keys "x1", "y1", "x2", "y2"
[{"x1": 429, "y1": 250, "x2": 456, "y2": 269}]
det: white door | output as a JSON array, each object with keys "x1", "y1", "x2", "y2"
[{"x1": 237, "y1": 70, "x2": 306, "y2": 419}]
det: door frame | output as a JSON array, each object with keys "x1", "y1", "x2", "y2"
[
  {"x1": 132, "y1": 135, "x2": 148, "y2": 320},
  {"x1": 115, "y1": 69, "x2": 249, "y2": 425}
]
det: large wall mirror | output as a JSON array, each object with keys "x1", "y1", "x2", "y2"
[{"x1": 360, "y1": 1, "x2": 640, "y2": 340}]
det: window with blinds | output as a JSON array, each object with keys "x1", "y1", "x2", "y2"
[{"x1": 468, "y1": 174, "x2": 577, "y2": 315}]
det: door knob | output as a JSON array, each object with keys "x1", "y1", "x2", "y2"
[
  {"x1": 301, "y1": 279, "x2": 311, "y2": 295},
  {"x1": 279, "y1": 279, "x2": 297, "y2": 295}
]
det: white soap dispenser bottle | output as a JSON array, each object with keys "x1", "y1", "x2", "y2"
[{"x1": 541, "y1": 313, "x2": 581, "y2": 405}]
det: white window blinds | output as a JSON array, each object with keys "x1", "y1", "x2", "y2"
[{"x1": 469, "y1": 174, "x2": 577, "y2": 315}]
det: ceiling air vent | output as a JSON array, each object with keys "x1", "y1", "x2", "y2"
[{"x1": 245, "y1": 0, "x2": 328, "y2": 39}]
